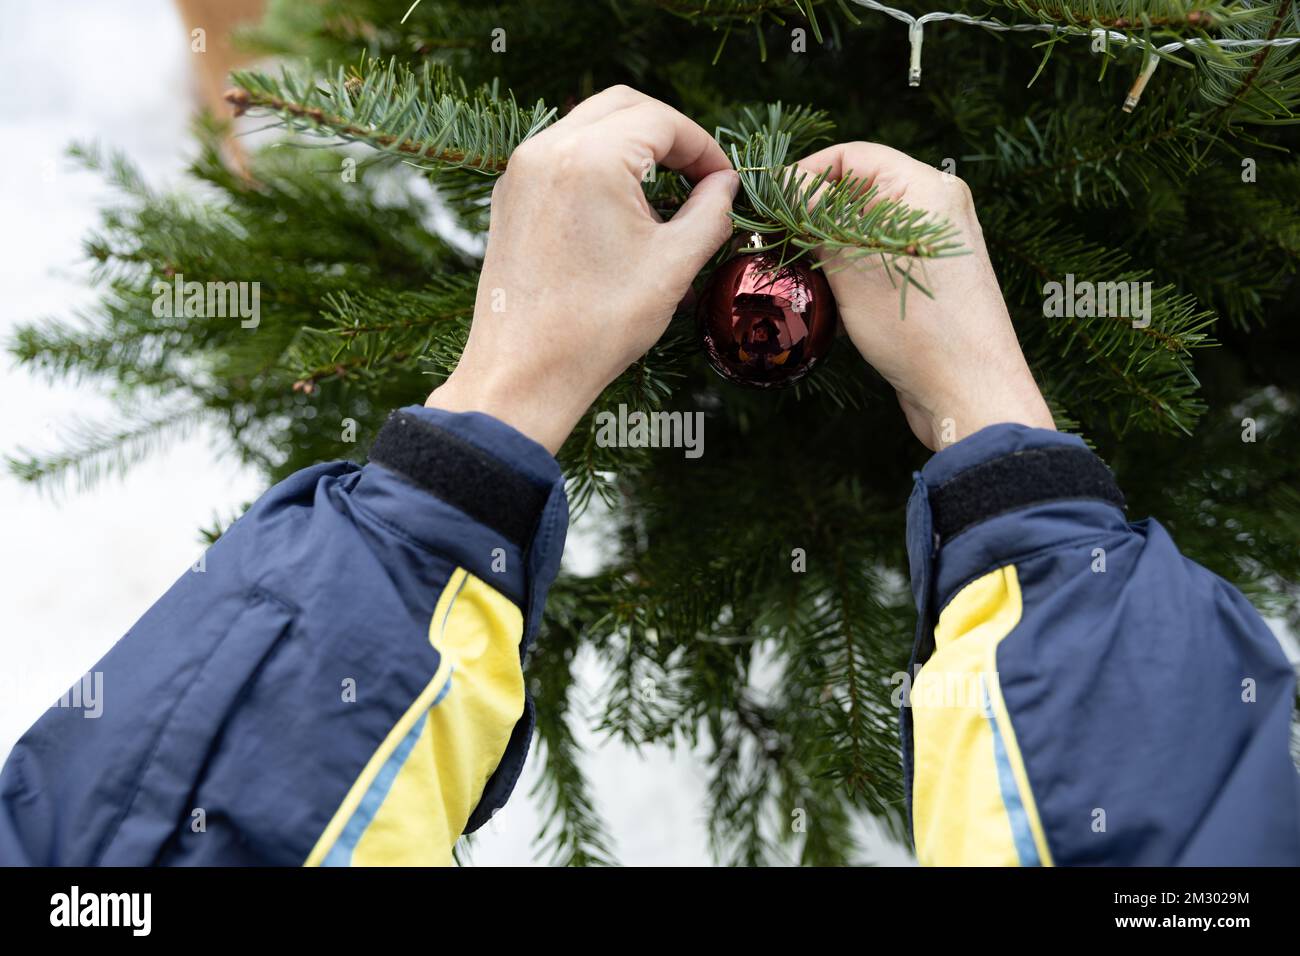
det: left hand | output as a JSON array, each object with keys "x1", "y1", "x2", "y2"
[{"x1": 793, "y1": 141, "x2": 1054, "y2": 450}]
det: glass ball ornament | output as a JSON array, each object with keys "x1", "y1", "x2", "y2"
[{"x1": 697, "y1": 248, "x2": 837, "y2": 388}]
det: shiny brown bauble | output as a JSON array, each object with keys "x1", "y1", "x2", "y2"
[{"x1": 697, "y1": 251, "x2": 837, "y2": 388}]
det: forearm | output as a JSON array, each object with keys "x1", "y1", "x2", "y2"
[
  {"x1": 901, "y1": 424, "x2": 1300, "y2": 866},
  {"x1": 0, "y1": 406, "x2": 568, "y2": 865}
]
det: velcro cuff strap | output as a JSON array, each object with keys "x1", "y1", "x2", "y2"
[
  {"x1": 368, "y1": 410, "x2": 550, "y2": 549},
  {"x1": 929, "y1": 445, "x2": 1124, "y2": 544}
]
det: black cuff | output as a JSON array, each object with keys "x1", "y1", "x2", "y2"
[
  {"x1": 368, "y1": 409, "x2": 551, "y2": 549},
  {"x1": 928, "y1": 445, "x2": 1125, "y2": 544}
]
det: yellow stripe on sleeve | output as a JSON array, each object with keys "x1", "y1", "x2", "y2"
[
  {"x1": 910, "y1": 565, "x2": 1053, "y2": 866},
  {"x1": 305, "y1": 568, "x2": 525, "y2": 867}
]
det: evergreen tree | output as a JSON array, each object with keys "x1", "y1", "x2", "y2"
[{"x1": 9, "y1": 0, "x2": 1300, "y2": 865}]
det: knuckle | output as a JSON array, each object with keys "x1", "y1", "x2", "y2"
[
  {"x1": 707, "y1": 204, "x2": 735, "y2": 243},
  {"x1": 710, "y1": 220, "x2": 734, "y2": 250},
  {"x1": 556, "y1": 137, "x2": 613, "y2": 177},
  {"x1": 599, "y1": 83, "x2": 642, "y2": 104},
  {"x1": 511, "y1": 137, "x2": 608, "y2": 183},
  {"x1": 507, "y1": 139, "x2": 545, "y2": 173},
  {"x1": 545, "y1": 139, "x2": 583, "y2": 174}
]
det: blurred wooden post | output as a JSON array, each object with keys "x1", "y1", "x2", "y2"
[{"x1": 174, "y1": 0, "x2": 266, "y2": 171}]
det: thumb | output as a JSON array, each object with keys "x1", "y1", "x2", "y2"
[{"x1": 658, "y1": 168, "x2": 740, "y2": 283}]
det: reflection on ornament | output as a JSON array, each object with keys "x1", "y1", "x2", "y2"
[{"x1": 697, "y1": 251, "x2": 837, "y2": 388}]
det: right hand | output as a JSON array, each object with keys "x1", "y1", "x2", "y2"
[{"x1": 794, "y1": 142, "x2": 1055, "y2": 451}]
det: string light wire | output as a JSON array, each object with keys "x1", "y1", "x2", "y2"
[{"x1": 845, "y1": 0, "x2": 1300, "y2": 110}]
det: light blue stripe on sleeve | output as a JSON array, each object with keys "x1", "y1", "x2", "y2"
[
  {"x1": 983, "y1": 681, "x2": 1041, "y2": 867},
  {"x1": 321, "y1": 668, "x2": 457, "y2": 866}
]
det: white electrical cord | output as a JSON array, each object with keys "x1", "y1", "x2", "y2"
[{"x1": 845, "y1": 0, "x2": 1300, "y2": 109}]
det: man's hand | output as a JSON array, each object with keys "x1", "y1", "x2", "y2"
[
  {"x1": 429, "y1": 86, "x2": 739, "y2": 453},
  {"x1": 795, "y1": 142, "x2": 1054, "y2": 451}
]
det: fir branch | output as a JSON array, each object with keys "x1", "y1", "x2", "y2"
[
  {"x1": 229, "y1": 60, "x2": 955, "y2": 269},
  {"x1": 705, "y1": 695, "x2": 784, "y2": 865},
  {"x1": 1198, "y1": 0, "x2": 1300, "y2": 123},
  {"x1": 995, "y1": 1, "x2": 1267, "y2": 33},
  {"x1": 712, "y1": 100, "x2": 837, "y2": 158},
  {"x1": 226, "y1": 56, "x2": 556, "y2": 173},
  {"x1": 530, "y1": 582, "x2": 619, "y2": 866},
  {"x1": 289, "y1": 277, "x2": 477, "y2": 389},
  {"x1": 986, "y1": 209, "x2": 1215, "y2": 434},
  {"x1": 729, "y1": 131, "x2": 963, "y2": 272},
  {"x1": 654, "y1": 0, "x2": 849, "y2": 41},
  {"x1": 979, "y1": 90, "x2": 1210, "y2": 204},
  {"x1": 5, "y1": 404, "x2": 207, "y2": 493}
]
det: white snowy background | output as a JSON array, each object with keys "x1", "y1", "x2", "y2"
[{"x1": 0, "y1": 0, "x2": 913, "y2": 865}]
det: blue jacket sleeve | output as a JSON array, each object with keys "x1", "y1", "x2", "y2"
[
  {"x1": 0, "y1": 406, "x2": 568, "y2": 866},
  {"x1": 901, "y1": 423, "x2": 1300, "y2": 866}
]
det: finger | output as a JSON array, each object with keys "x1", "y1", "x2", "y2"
[
  {"x1": 790, "y1": 141, "x2": 935, "y2": 222},
  {"x1": 594, "y1": 99, "x2": 731, "y2": 183},
  {"x1": 794, "y1": 141, "x2": 928, "y2": 207},
  {"x1": 657, "y1": 168, "x2": 739, "y2": 286},
  {"x1": 555, "y1": 84, "x2": 648, "y2": 129},
  {"x1": 795, "y1": 141, "x2": 916, "y2": 186}
]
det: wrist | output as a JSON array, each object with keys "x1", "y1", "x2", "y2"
[
  {"x1": 925, "y1": 378, "x2": 1055, "y2": 449},
  {"x1": 426, "y1": 368, "x2": 584, "y2": 456},
  {"x1": 936, "y1": 406, "x2": 1056, "y2": 448}
]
